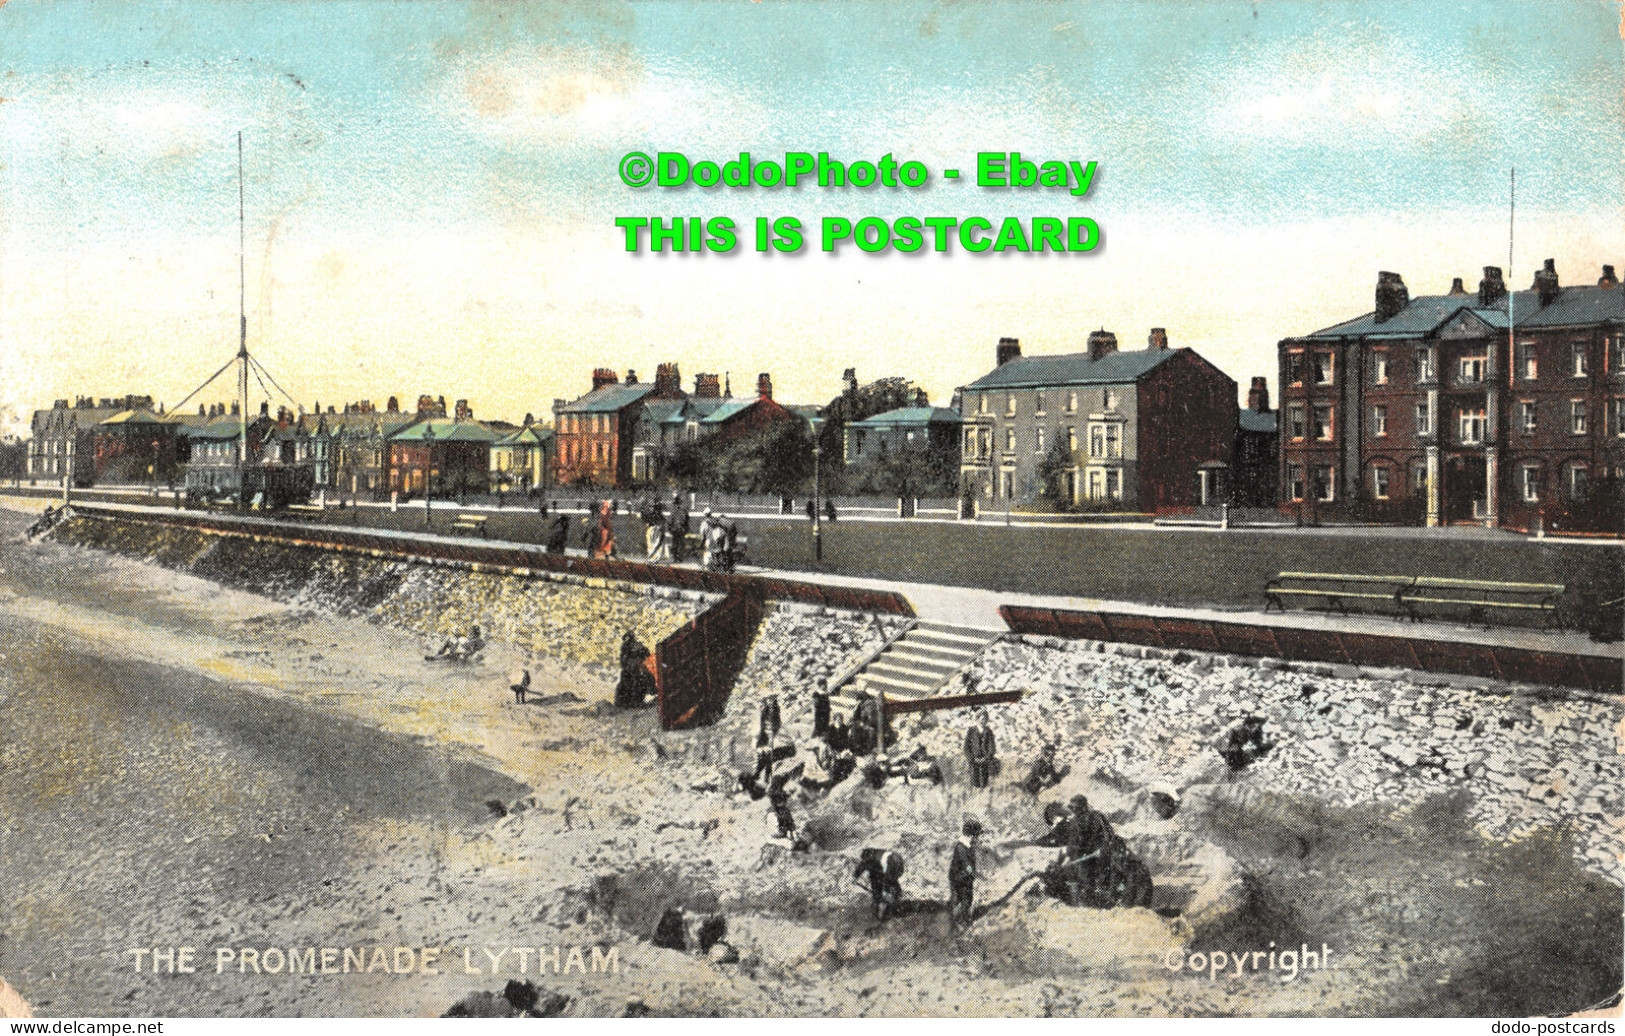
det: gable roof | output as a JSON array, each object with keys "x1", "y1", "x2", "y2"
[
  {"x1": 557, "y1": 383, "x2": 657, "y2": 414},
  {"x1": 496, "y1": 426, "x2": 553, "y2": 446},
  {"x1": 1304, "y1": 283, "x2": 1624, "y2": 340},
  {"x1": 965, "y1": 347, "x2": 1178, "y2": 391},
  {"x1": 98, "y1": 409, "x2": 167, "y2": 427},
  {"x1": 388, "y1": 418, "x2": 498, "y2": 443}
]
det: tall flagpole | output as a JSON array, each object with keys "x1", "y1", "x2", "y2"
[
  {"x1": 1507, "y1": 168, "x2": 1515, "y2": 383},
  {"x1": 238, "y1": 132, "x2": 250, "y2": 498}
]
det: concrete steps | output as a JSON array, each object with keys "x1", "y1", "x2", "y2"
[{"x1": 832, "y1": 620, "x2": 1004, "y2": 715}]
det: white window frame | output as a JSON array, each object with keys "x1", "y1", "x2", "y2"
[
  {"x1": 978, "y1": 394, "x2": 989, "y2": 415},
  {"x1": 1568, "y1": 463, "x2": 1588, "y2": 500},
  {"x1": 1415, "y1": 402, "x2": 1432, "y2": 437},
  {"x1": 1372, "y1": 351, "x2": 1389, "y2": 385},
  {"x1": 1573, "y1": 342, "x2": 1588, "y2": 378},
  {"x1": 1035, "y1": 427, "x2": 1046, "y2": 454},
  {"x1": 1314, "y1": 464, "x2": 1335, "y2": 502},
  {"x1": 1519, "y1": 401, "x2": 1537, "y2": 434},
  {"x1": 1417, "y1": 346, "x2": 1435, "y2": 383},
  {"x1": 1371, "y1": 465, "x2": 1390, "y2": 500},
  {"x1": 1571, "y1": 399, "x2": 1588, "y2": 435},
  {"x1": 1458, "y1": 353, "x2": 1486, "y2": 384},
  {"x1": 1288, "y1": 404, "x2": 1306, "y2": 440},
  {"x1": 1371, "y1": 405, "x2": 1387, "y2": 437},
  {"x1": 1518, "y1": 341, "x2": 1538, "y2": 381},
  {"x1": 1459, "y1": 408, "x2": 1486, "y2": 446},
  {"x1": 1066, "y1": 391, "x2": 1078, "y2": 413},
  {"x1": 1520, "y1": 465, "x2": 1540, "y2": 503},
  {"x1": 1313, "y1": 405, "x2": 1334, "y2": 442},
  {"x1": 1314, "y1": 352, "x2": 1334, "y2": 386},
  {"x1": 1005, "y1": 395, "x2": 1017, "y2": 417},
  {"x1": 1004, "y1": 427, "x2": 1016, "y2": 453}
]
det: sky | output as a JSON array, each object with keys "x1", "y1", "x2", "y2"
[{"x1": 1, "y1": 0, "x2": 1622, "y2": 437}]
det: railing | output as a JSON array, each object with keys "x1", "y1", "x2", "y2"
[{"x1": 64, "y1": 503, "x2": 917, "y2": 617}]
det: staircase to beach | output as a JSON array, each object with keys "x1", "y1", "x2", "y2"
[{"x1": 831, "y1": 620, "x2": 1008, "y2": 717}]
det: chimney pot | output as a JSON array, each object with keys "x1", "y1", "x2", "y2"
[
  {"x1": 1448, "y1": 277, "x2": 1467, "y2": 296},
  {"x1": 1247, "y1": 376, "x2": 1270, "y2": 413},
  {"x1": 1086, "y1": 330, "x2": 1118, "y2": 361},
  {"x1": 1600, "y1": 264, "x2": 1619, "y2": 287},
  {"x1": 1148, "y1": 327, "x2": 1169, "y2": 350},
  {"x1": 1374, "y1": 271, "x2": 1409, "y2": 322},
  {"x1": 1533, "y1": 258, "x2": 1560, "y2": 307},
  {"x1": 1478, "y1": 266, "x2": 1506, "y2": 307},
  {"x1": 591, "y1": 368, "x2": 619, "y2": 392},
  {"x1": 654, "y1": 362, "x2": 681, "y2": 396},
  {"x1": 995, "y1": 337, "x2": 1022, "y2": 367},
  {"x1": 756, "y1": 372, "x2": 773, "y2": 400},
  {"x1": 625, "y1": 369, "x2": 638, "y2": 385}
]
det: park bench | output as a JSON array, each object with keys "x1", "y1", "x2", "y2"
[
  {"x1": 1397, "y1": 577, "x2": 1564, "y2": 629},
  {"x1": 1263, "y1": 572, "x2": 1411, "y2": 617},
  {"x1": 451, "y1": 513, "x2": 489, "y2": 538},
  {"x1": 1264, "y1": 571, "x2": 1565, "y2": 628}
]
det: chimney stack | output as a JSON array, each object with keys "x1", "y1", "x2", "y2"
[
  {"x1": 1448, "y1": 277, "x2": 1467, "y2": 296},
  {"x1": 1533, "y1": 258, "x2": 1560, "y2": 308},
  {"x1": 995, "y1": 337, "x2": 1022, "y2": 367},
  {"x1": 914, "y1": 387, "x2": 930, "y2": 407},
  {"x1": 1148, "y1": 327, "x2": 1169, "y2": 351},
  {"x1": 591, "y1": 368, "x2": 619, "y2": 392},
  {"x1": 454, "y1": 399, "x2": 471, "y2": 421},
  {"x1": 654, "y1": 362, "x2": 681, "y2": 396},
  {"x1": 259, "y1": 401, "x2": 270, "y2": 417},
  {"x1": 1600, "y1": 264, "x2": 1619, "y2": 288},
  {"x1": 1374, "y1": 271, "x2": 1409, "y2": 323},
  {"x1": 1087, "y1": 329, "x2": 1118, "y2": 361},
  {"x1": 757, "y1": 373, "x2": 773, "y2": 400},
  {"x1": 1478, "y1": 266, "x2": 1506, "y2": 307},
  {"x1": 842, "y1": 367, "x2": 858, "y2": 395},
  {"x1": 694, "y1": 373, "x2": 721, "y2": 399},
  {"x1": 1247, "y1": 376, "x2": 1270, "y2": 413},
  {"x1": 625, "y1": 369, "x2": 639, "y2": 385},
  {"x1": 387, "y1": 396, "x2": 399, "y2": 413}
]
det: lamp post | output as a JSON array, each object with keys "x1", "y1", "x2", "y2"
[
  {"x1": 423, "y1": 422, "x2": 435, "y2": 529},
  {"x1": 806, "y1": 414, "x2": 825, "y2": 563}
]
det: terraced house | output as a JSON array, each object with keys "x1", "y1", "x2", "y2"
[
  {"x1": 1278, "y1": 262, "x2": 1624, "y2": 531},
  {"x1": 957, "y1": 331, "x2": 1238, "y2": 511}
]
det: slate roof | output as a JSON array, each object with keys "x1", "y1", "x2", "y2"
[
  {"x1": 496, "y1": 426, "x2": 553, "y2": 446},
  {"x1": 98, "y1": 409, "x2": 166, "y2": 427},
  {"x1": 700, "y1": 400, "x2": 756, "y2": 424},
  {"x1": 1239, "y1": 409, "x2": 1278, "y2": 434},
  {"x1": 388, "y1": 419, "x2": 498, "y2": 443},
  {"x1": 849, "y1": 406, "x2": 962, "y2": 429},
  {"x1": 1304, "y1": 283, "x2": 1624, "y2": 340},
  {"x1": 965, "y1": 348, "x2": 1178, "y2": 390},
  {"x1": 557, "y1": 384, "x2": 656, "y2": 414}
]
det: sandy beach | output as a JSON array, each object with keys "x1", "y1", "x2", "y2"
[{"x1": 0, "y1": 506, "x2": 1619, "y2": 1017}]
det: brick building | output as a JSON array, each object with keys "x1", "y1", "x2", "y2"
[
  {"x1": 552, "y1": 368, "x2": 664, "y2": 487},
  {"x1": 28, "y1": 394, "x2": 156, "y2": 486},
  {"x1": 1278, "y1": 262, "x2": 1624, "y2": 529},
  {"x1": 1234, "y1": 377, "x2": 1279, "y2": 508},
  {"x1": 958, "y1": 330, "x2": 1238, "y2": 511}
]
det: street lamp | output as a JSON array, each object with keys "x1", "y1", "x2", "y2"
[
  {"x1": 806, "y1": 414, "x2": 825, "y2": 563},
  {"x1": 423, "y1": 422, "x2": 435, "y2": 529}
]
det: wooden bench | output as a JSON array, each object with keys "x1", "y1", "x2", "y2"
[
  {"x1": 1398, "y1": 577, "x2": 1564, "y2": 628},
  {"x1": 1264, "y1": 572, "x2": 1411, "y2": 616},
  {"x1": 451, "y1": 513, "x2": 489, "y2": 538},
  {"x1": 1264, "y1": 571, "x2": 1565, "y2": 628}
]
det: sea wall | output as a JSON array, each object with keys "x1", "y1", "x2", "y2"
[{"x1": 50, "y1": 514, "x2": 709, "y2": 669}]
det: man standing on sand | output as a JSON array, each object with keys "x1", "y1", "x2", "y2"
[
  {"x1": 949, "y1": 817, "x2": 982, "y2": 927},
  {"x1": 963, "y1": 708, "x2": 996, "y2": 788}
]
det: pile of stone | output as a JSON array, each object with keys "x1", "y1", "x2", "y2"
[{"x1": 907, "y1": 637, "x2": 1624, "y2": 884}]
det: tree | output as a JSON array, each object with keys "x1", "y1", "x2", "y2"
[
  {"x1": 819, "y1": 376, "x2": 925, "y2": 475},
  {"x1": 1035, "y1": 435, "x2": 1075, "y2": 509}
]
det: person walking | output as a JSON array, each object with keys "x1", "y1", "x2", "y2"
[
  {"x1": 949, "y1": 817, "x2": 983, "y2": 927},
  {"x1": 666, "y1": 493, "x2": 690, "y2": 562},
  {"x1": 963, "y1": 708, "x2": 997, "y2": 788},
  {"x1": 593, "y1": 499, "x2": 617, "y2": 559}
]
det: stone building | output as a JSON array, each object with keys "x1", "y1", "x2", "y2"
[
  {"x1": 957, "y1": 330, "x2": 1238, "y2": 511},
  {"x1": 1277, "y1": 262, "x2": 1624, "y2": 529}
]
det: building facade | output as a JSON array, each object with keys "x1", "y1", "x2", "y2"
[
  {"x1": 388, "y1": 417, "x2": 497, "y2": 497},
  {"x1": 1278, "y1": 262, "x2": 1624, "y2": 530},
  {"x1": 28, "y1": 394, "x2": 156, "y2": 485},
  {"x1": 958, "y1": 331, "x2": 1238, "y2": 511},
  {"x1": 1234, "y1": 377, "x2": 1279, "y2": 508},
  {"x1": 845, "y1": 405, "x2": 962, "y2": 471},
  {"x1": 490, "y1": 425, "x2": 554, "y2": 492}
]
